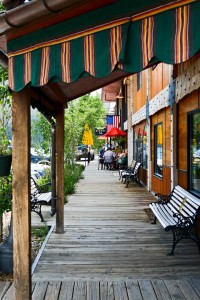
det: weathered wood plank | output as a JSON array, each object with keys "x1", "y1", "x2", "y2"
[
  {"x1": 32, "y1": 281, "x2": 48, "y2": 300},
  {"x1": 58, "y1": 281, "x2": 74, "y2": 300},
  {"x1": 87, "y1": 281, "x2": 100, "y2": 300},
  {"x1": 1, "y1": 283, "x2": 13, "y2": 300},
  {"x1": 72, "y1": 281, "x2": 86, "y2": 300},
  {"x1": 0, "y1": 282, "x2": 12, "y2": 299},
  {"x1": 100, "y1": 281, "x2": 108, "y2": 300},
  {"x1": 107, "y1": 282, "x2": 115, "y2": 300},
  {"x1": 151, "y1": 280, "x2": 171, "y2": 300},
  {"x1": 44, "y1": 281, "x2": 61, "y2": 300},
  {"x1": 164, "y1": 280, "x2": 186, "y2": 299},
  {"x1": 187, "y1": 279, "x2": 200, "y2": 298},
  {"x1": 126, "y1": 280, "x2": 143, "y2": 300},
  {"x1": 176, "y1": 279, "x2": 200, "y2": 300},
  {"x1": 113, "y1": 281, "x2": 128, "y2": 300},
  {"x1": 138, "y1": 280, "x2": 157, "y2": 300}
]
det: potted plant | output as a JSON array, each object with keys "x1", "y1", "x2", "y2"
[
  {"x1": 0, "y1": 127, "x2": 12, "y2": 177},
  {"x1": 0, "y1": 66, "x2": 12, "y2": 177}
]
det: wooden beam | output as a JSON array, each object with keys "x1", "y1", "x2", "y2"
[
  {"x1": 12, "y1": 88, "x2": 31, "y2": 300},
  {"x1": 55, "y1": 106, "x2": 65, "y2": 233}
]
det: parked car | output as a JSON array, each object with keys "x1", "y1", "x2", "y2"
[
  {"x1": 31, "y1": 163, "x2": 47, "y2": 177},
  {"x1": 74, "y1": 145, "x2": 88, "y2": 161},
  {"x1": 37, "y1": 160, "x2": 51, "y2": 167},
  {"x1": 74, "y1": 145, "x2": 94, "y2": 161}
]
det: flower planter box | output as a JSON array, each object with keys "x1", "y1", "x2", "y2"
[{"x1": 0, "y1": 155, "x2": 12, "y2": 177}]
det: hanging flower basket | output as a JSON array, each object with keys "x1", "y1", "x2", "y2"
[{"x1": 0, "y1": 154, "x2": 12, "y2": 177}]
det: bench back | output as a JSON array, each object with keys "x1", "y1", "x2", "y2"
[
  {"x1": 127, "y1": 160, "x2": 136, "y2": 171},
  {"x1": 171, "y1": 185, "x2": 200, "y2": 217},
  {"x1": 30, "y1": 177, "x2": 40, "y2": 199},
  {"x1": 133, "y1": 162, "x2": 141, "y2": 175}
]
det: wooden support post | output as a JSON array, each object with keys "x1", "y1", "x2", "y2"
[
  {"x1": 12, "y1": 89, "x2": 31, "y2": 300},
  {"x1": 55, "y1": 106, "x2": 65, "y2": 233},
  {"x1": 172, "y1": 102, "x2": 178, "y2": 187}
]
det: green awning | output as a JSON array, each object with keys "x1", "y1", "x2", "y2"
[{"x1": 8, "y1": 0, "x2": 200, "y2": 92}]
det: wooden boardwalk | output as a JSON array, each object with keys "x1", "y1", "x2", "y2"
[
  {"x1": 1, "y1": 159, "x2": 200, "y2": 299},
  {"x1": 1, "y1": 278, "x2": 200, "y2": 299}
]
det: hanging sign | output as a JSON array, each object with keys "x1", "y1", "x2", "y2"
[{"x1": 94, "y1": 127, "x2": 107, "y2": 136}]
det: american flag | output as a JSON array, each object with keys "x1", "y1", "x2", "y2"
[{"x1": 106, "y1": 115, "x2": 120, "y2": 132}]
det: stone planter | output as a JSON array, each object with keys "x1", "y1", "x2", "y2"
[{"x1": 0, "y1": 155, "x2": 12, "y2": 177}]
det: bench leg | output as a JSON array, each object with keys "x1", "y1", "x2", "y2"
[
  {"x1": 168, "y1": 230, "x2": 177, "y2": 256},
  {"x1": 31, "y1": 202, "x2": 45, "y2": 222},
  {"x1": 168, "y1": 227, "x2": 200, "y2": 256},
  {"x1": 126, "y1": 178, "x2": 131, "y2": 188},
  {"x1": 151, "y1": 216, "x2": 157, "y2": 224}
]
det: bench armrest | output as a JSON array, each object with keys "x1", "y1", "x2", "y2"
[
  {"x1": 173, "y1": 212, "x2": 196, "y2": 228},
  {"x1": 155, "y1": 193, "x2": 172, "y2": 204}
]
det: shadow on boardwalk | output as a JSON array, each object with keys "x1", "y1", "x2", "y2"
[{"x1": 1, "y1": 159, "x2": 200, "y2": 299}]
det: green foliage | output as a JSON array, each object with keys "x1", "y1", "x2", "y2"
[
  {"x1": 64, "y1": 93, "x2": 106, "y2": 162},
  {"x1": 0, "y1": 2, "x2": 5, "y2": 12},
  {"x1": 32, "y1": 223, "x2": 49, "y2": 239},
  {"x1": 0, "y1": 66, "x2": 12, "y2": 155},
  {"x1": 35, "y1": 162, "x2": 84, "y2": 200},
  {"x1": 31, "y1": 93, "x2": 106, "y2": 163},
  {"x1": 0, "y1": 174, "x2": 12, "y2": 216},
  {"x1": 31, "y1": 223, "x2": 49, "y2": 250},
  {"x1": 64, "y1": 163, "x2": 85, "y2": 196},
  {"x1": 31, "y1": 110, "x2": 51, "y2": 156},
  {"x1": 36, "y1": 169, "x2": 51, "y2": 192}
]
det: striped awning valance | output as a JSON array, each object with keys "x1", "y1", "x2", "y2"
[{"x1": 8, "y1": 1, "x2": 200, "y2": 92}]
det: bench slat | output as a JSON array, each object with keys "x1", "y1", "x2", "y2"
[
  {"x1": 149, "y1": 203, "x2": 177, "y2": 229},
  {"x1": 170, "y1": 196, "x2": 198, "y2": 216},
  {"x1": 174, "y1": 186, "x2": 200, "y2": 206},
  {"x1": 171, "y1": 192, "x2": 199, "y2": 211}
]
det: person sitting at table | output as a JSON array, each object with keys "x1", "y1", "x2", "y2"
[
  {"x1": 98, "y1": 146, "x2": 105, "y2": 170},
  {"x1": 115, "y1": 149, "x2": 128, "y2": 169},
  {"x1": 103, "y1": 147, "x2": 115, "y2": 170}
]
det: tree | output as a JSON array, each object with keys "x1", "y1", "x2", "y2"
[
  {"x1": 0, "y1": 66, "x2": 11, "y2": 155},
  {"x1": 31, "y1": 110, "x2": 52, "y2": 156},
  {"x1": 64, "y1": 93, "x2": 106, "y2": 162},
  {"x1": 31, "y1": 93, "x2": 106, "y2": 163},
  {"x1": 0, "y1": 65, "x2": 12, "y2": 241}
]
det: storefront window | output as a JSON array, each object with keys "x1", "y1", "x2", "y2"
[
  {"x1": 133, "y1": 127, "x2": 147, "y2": 168},
  {"x1": 133, "y1": 129, "x2": 142, "y2": 162},
  {"x1": 133, "y1": 130, "x2": 137, "y2": 161},
  {"x1": 189, "y1": 110, "x2": 200, "y2": 193},
  {"x1": 137, "y1": 131, "x2": 143, "y2": 163},
  {"x1": 137, "y1": 72, "x2": 142, "y2": 91},
  {"x1": 142, "y1": 126, "x2": 147, "y2": 169},
  {"x1": 154, "y1": 123, "x2": 163, "y2": 176}
]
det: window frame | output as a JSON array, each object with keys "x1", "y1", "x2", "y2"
[
  {"x1": 188, "y1": 109, "x2": 200, "y2": 196},
  {"x1": 154, "y1": 122, "x2": 163, "y2": 178},
  {"x1": 137, "y1": 72, "x2": 142, "y2": 91}
]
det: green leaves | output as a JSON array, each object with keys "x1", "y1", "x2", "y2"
[
  {"x1": 31, "y1": 111, "x2": 51, "y2": 155},
  {"x1": 0, "y1": 175, "x2": 12, "y2": 216},
  {"x1": 0, "y1": 66, "x2": 12, "y2": 155},
  {"x1": 64, "y1": 93, "x2": 106, "y2": 161}
]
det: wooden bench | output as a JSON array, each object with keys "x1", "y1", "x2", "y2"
[
  {"x1": 119, "y1": 160, "x2": 136, "y2": 181},
  {"x1": 121, "y1": 162, "x2": 141, "y2": 188},
  {"x1": 30, "y1": 177, "x2": 52, "y2": 222},
  {"x1": 149, "y1": 185, "x2": 200, "y2": 255}
]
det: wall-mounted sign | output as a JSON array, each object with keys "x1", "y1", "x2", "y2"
[{"x1": 94, "y1": 127, "x2": 107, "y2": 136}]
